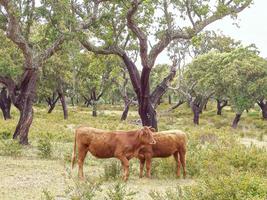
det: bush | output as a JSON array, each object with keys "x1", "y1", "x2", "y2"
[
  {"x1": 105, "y1": 182, "x2": 137, "y2": 200},
  {"x1": 102, "y1": 160, "x2": 121, "y2": 180},
  {"x1": 37, "y1": 133, "x2": 53, "y2": 159},
  {"x1": 0, "y1": 131, "x2": 11, "y2": 140},
  {"x1": 150, "y1": 173, "x2": 267, "y2": 200},
  {"x1": 149, "y1": 187, "x2": 184, "y2": 200},
  {"x1": 0, "y1": 139, "x2": 22, "y2": 157},
  {"x1": 185, "y1": 173, "x2": 267, "y2": 200},
  {"x1": 65, "y1": 179, "x2": 102, "y2": 200},
  {"x1": 151, "y1": 158, "x2": 177, "y2": 179}
]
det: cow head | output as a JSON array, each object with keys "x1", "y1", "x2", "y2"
[{"x1": 140, "y1": 126, "x2": 156, "y2": 145}]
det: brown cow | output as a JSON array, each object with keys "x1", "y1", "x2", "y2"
[
  {"x1": 71, "y1": 126, "x2": 156, "y2": 181},
  {"x1": 138, "y1": 130, "x2": 187, "y2": 178}
]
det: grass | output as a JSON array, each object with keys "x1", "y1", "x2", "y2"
[{"x1": 0, "y1": 102, "x2": 266, "y2": 199}]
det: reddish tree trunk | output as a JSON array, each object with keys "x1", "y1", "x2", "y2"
[
  {"x1": 13, "y1": 69, "x2": 38, "y2": 145},
  {"x1": 139, "y1": 67, "x2": 158, "y2": 130},
  {"x1": 232, "y1": 113, "x2": 242, "y2": 129},
  {"x1": 0, "y1": 88, "x2": 11, "y2": 120}
]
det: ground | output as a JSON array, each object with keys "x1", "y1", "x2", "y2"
[{"x1": 0, "y1": 103, "x2": 266, "y2": 200}]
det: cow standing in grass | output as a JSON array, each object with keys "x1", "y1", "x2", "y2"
[
  {"x1": 138, "y1": 130, "x2": 187, "y2": 178},
  {"x1": 71, "y1": 126, "x2": 156, "y2": 181}
]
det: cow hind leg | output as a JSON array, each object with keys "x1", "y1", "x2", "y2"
[
  {"x1": 173, "y1": 152, "x2": 181, "y2": 178},
  {"x1": 77, "y1": 145, "x2": 88, "y2": 180}
]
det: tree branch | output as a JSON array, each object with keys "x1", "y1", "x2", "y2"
[
  {"x1": 148, "y1": 0, "x2": 252, "y2": 68},
  {"x1": 127, "y1": 0, "x2": 149, "y2": 68},
  {"x1": 0, "y1": 0, "x2": 33, "y2": 67},
  {"x1": 36, "y1": 34, "x2": 65, "y2": 66}
]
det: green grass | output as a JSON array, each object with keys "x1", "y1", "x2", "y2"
[{"x1": 0, "y1": 103, "x2": 266, "y2": 199}]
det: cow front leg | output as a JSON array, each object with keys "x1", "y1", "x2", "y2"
[
  {"x1": 116, "y1": 155, "x2": 130, "y2": 181},
  {"x1": 145, "y1": 157, "x2": 152, "y2": 178},
  {"x1": 139, "y1": 158, "x2": 145, "y2": 178}
]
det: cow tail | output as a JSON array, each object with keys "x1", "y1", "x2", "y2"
[{"x1": 71, "y1": 130, "x2": 77, "y2": 169}]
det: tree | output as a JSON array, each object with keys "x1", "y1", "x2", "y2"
[
  {"x1": 38, "y1": 43, "x2": 75, "y2": 119},
  {"x1": 0, "y1": 1, "x2": 69, "y2": 144},
  {"x1": 185, "y1": 47, "x2": 267, "y2": 127},
  {"x1": 222, "y1": 48, "x2": 267, "y2": 127},
  {"x1": 0, "y1": 30, "x2": 23, "y2": 119},
  {"x1": 76, "y1": 0, "x2": 252, "y2": 130},
  {"x1": 76, "y1": 53, "x2": 120, "y2": 117}
]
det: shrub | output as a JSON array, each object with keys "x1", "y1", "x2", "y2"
[
  {"x1": 0, "y1": 139, "x2": 22, "y2": 157},
  {"x1": 65, "y1": 179, "x2": 102, "y2": 200},
  {"x1": 102, "y1": 160, "x2": 121, "y2": 180},
  {"x1": 149, "y1": 187, "x2": 184, "y2": 200},
  {"x1": 37, "y1": 133, "x2": 53, "y2": 159},
  {"x1": 151, "y1": 158, "x2": 177, "y2": 179},
  {"x1": 0, "y1": 131, "x2": 11, "y2": 140},
  {"x1": 185, "y1": 173, "x2": 267, "y2": 200},
  {"x1": 104, "y1": 182, "x2": 137, "y2": 200}
]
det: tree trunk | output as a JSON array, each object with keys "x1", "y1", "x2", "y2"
[
  {"x1": 139, "y1": 67, "x2": 158, "y2": 130},
  {"x1": 191, "y1": 103, "x2": 201, "y2": 125},
  {"x1": 121, "y1": 99, "x2": 132, "y2": 121},
  {"x1": 257, "y1": 101, "x2": 267, "y2": 120},
  {"x1": 58, "y1": 90, "x2": 68, "y2": 120},
  {"x1": 92, "y1": 101, "x2": 97, "y2": 117},
  {"x1": 13, "y1": 69, "x2": 38, "y2": 145},
  {"x1": 47, "y1": 95, "x2": 59, "y2": 114},
  {"x1": 232, "y1": 113, "x2": 242, "y2": 129},
  {"x1": 0, "y1": 88, "x2": 11, "y2": 120},
  {"x1": 216, "y1": 99, "x2": 228, "y2": 115}
]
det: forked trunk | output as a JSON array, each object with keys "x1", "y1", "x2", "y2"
[
  {"x1": 13, "y1": 69, "x2": 38, "y2": 145},
  {"x1": 139, "y1": 101, "x2": 157, "y2": 130},
  {"x1": 47, "y1": 95, "x2": 59, "y2": 114},
  {"x1": 48, "y1": 103, "x2": 56, "y2": 113},
  {"x1": 232, "y1": 113, "x2": 242, "y2": 129},
  {"x1": 0, "y1": 88, "x2": 11, "y2": 120}
]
